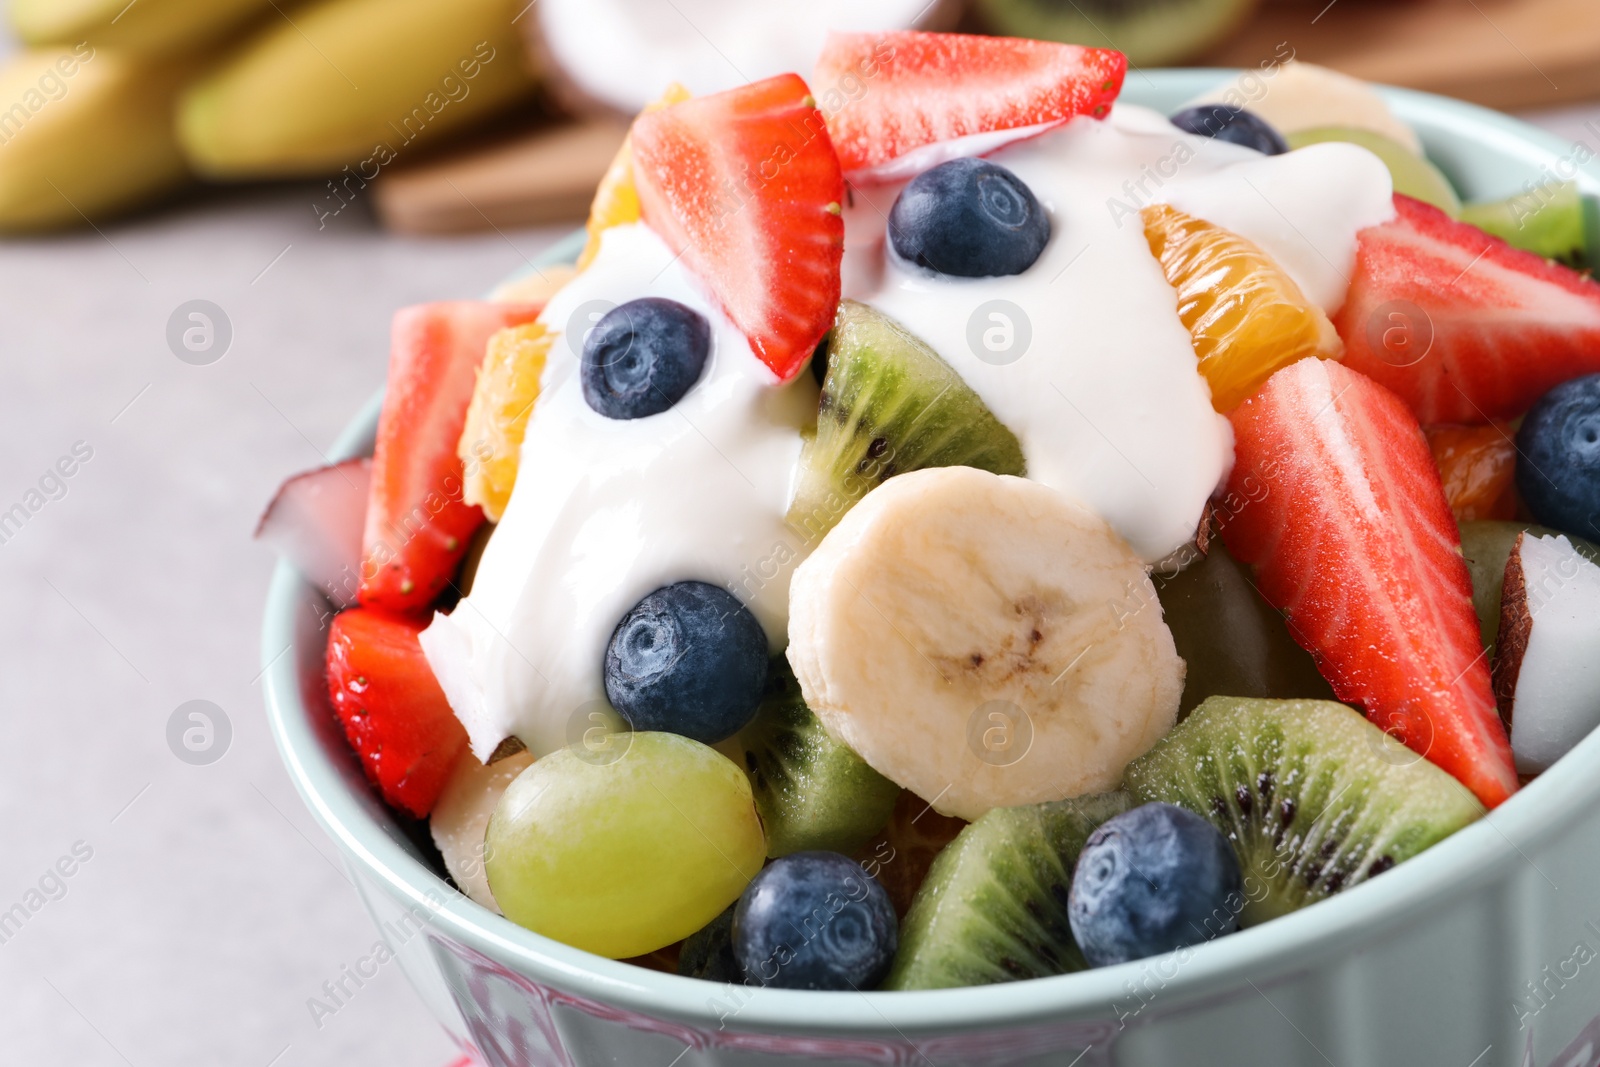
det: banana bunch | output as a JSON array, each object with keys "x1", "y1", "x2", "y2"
[{"x1": 0, "y1": 0, "x2": 540, "y2": 232}]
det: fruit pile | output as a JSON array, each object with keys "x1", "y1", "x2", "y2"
[{"x1": 260, "y1": 35, "x2": 1600, "y2": 991}]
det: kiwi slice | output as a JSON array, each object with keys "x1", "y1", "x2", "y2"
[
  {"x1": 1461, "y1": 181, "x2": 1599, "y2": 270},
  {"x1": 1285, "y1": 126, "x2": 1462, "y2": 217},
  {"x1": 1460, "y1": 520, "x2": 1600, "y2": 652},
  {"x1": 973, "y1": 0, "x2": 1259, "y2": 66},
  {"x1": 678, "y1": 905, "x2": 741, "y2": 983},
  {"x1": 1156, "y1": 538, "x2": 1335, "y2": 716},
  {"x1": 882, "y1": 792, "x2": 1132, "y2": 990},
  {"x1": 787, "y1": 300, "x2": 1025, "y2": 542},
  {"x1": 737, "y1": 658, "x2": 900, "y2": 858},
  {"x1": 1125, "y1": 697, "x2": 1486, "y2": 927}
]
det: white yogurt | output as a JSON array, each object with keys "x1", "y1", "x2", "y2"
[
  {"x1": 421, "y1": 224, "x2": 818, "y2": 760},
  {"x1": 425, "y1": 104, "x2": 1396, "y2": 758}
]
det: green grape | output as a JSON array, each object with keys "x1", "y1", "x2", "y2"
[{"x1": 486, "y1": 731, "x2": 766, "y2": 959}]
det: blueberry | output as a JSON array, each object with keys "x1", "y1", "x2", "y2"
[
  {"x1": 1516, "y1": 374, "x2": 1600, "y2": 541},
  {"x1": 888, "y1": 158, "x2": 1051, "y2": 278},
  {"x1": 733, "y1": 851, "x2": 898, "y2": 990},
  {"x1": 604, "y1": 581, "x2": 768, "y2": 744},
  {"x1": 679, "y1": 904, "x2": 744, "y2": 984},
  {"x1": 581, "y1": 297, "x2": 710, "y2": 420},
  {"x1": 1068, "y1": 802, "x2": 1242, "y2": 967},
  {"x1": 1170, "y1": 105, "x2": 1288, "y2": 155}
]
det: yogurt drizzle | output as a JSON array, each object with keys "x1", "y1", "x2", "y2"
[{"x1": 422, "y1": 104, "x2": 1396, "y2": 759}]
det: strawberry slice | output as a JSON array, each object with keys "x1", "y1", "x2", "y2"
[
  {"x1": 814, "y1": 31, "x2": 1126, "y2": 176},
  {"x1": 326, "y1": 607, "x2": 469, "y2": 818},
  {"x1": 359, "y1": 301, "x2": 542, "y2": 614},
  {"x1": 1335, "y1": 194, "x2": 1600, "y2": 425},
  {"x1": 1219, "y1": 358, "x2": 1518, "y2": 808},
  {"x1": 631, "y1": 73, "x2": 844, "y2": 382}
]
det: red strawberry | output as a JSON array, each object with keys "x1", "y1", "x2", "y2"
[
  {"x1": 1335, "y1": 193, "x2": 1600, "y2": 425},
  {"x1": 631, "y1": 73, "x2": 844, "y2": 382},
  {"x1": 359, "y1": 301, "x2": 542, "y2": 613},
  {"x1": 1219, "y1": 357, "x2": 1518, "y2": 808},
  {"x1": 326, "y1": 607, "x2": 468, "y2": 817},
  {"x1": 814, "y1": 31, "x2": 1126, "y2": 175}
]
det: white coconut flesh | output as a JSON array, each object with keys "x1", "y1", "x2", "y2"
[
  {"x1": 533, "y1": 0, "x2": 953, "y2": 115},
  {"x1": 1493, "y1": 532, "x2": 1600, "y2": 775}
]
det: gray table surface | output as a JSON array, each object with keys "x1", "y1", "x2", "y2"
[{"x1": 1, "y1": 25, "x2": 1597, "y2": 1064}]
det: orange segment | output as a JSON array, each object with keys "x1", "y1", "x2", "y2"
[
  {"x1": 459, "y1": 322, "x2": 554, "y2": 522},
  {"x1": 577, "y1": 83, "x2": 691, "y2": 270},
  {"x1": 1424, "y1": 422, "x2": 1519, "y2": 522},
  {"x1": 1142, "y1": 203, "x2": 1343, "y2": 412}
]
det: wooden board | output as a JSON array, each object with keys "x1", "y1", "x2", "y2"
[
  {"x1": 1211, "y1": 0, "x2": 1600, "y2": 112},
  {"x1": 375, "y1": 0, "x2": 1600, "y2": 234}
]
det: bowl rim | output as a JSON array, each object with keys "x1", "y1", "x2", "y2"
[{"x1": 263, "y1": 69, "x2": 1600, "y2": 1036}]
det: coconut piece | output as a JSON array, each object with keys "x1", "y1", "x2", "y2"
[
  {"x1": 529, "y1": 0, "x2": 957, "y2": 117},
  {"x1": 254, "y1": 458, "x2": 370, "y2": 609},
  {"x1": 431, "y1": 748, "x2": 536, "y2": 913},
  {"x1": 1492, "y1": 532, "x2": 1600, "y2": 774}
]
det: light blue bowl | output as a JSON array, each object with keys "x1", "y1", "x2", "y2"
[{"x1": 263, "y1": 71, "x2": 1600, "y2": 1067}]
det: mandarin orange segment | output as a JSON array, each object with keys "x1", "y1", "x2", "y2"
[
  {"x1": 1424, "y1": 422, "x2": 1520, "y2": 522},
  {"x1": 458, "y1": 321, "x2": 554, "y2": 522},
  {"x1": 855, "y1": 790, "x2": 967, "y2": 919},
  {"x1": 1142, "y1": 203, "x2": 1343, "y2": 412},
  {"x1": 576, "y1": 83, "x2": 692, "y2": 270}
]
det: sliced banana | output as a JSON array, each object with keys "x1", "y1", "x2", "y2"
[
  {"x1": 787, "y1": 467, "x2": 1184, "y2": 821},
  {"x1": 1190, "y1": 61, "x2": 1422, "y2": 155},
  {"x1": 431, "y1": 749, "x2": 535, "y2": 913}
]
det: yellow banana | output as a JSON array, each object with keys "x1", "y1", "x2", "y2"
[
  {"x1": 177, "y1": 0, "x2": 540, "y2": 179},
  {"x1": 9, "y1": 0, "x2": 278, "y2": 57},
  {"x1": 0, "y1": 47, "x2": 193, "y2": 232}
]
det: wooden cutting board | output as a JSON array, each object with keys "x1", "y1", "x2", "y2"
[
  {"x1": 1210, "y1": 0, "x2": 1600, "y2": 112},
  {"x1": 375, "y1": 0, "x2": 1600, "y2": 235}
]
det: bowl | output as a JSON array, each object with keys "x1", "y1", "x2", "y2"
[{"x1": 262, "y1": 70, "x2": 1600, "y2": 1067}]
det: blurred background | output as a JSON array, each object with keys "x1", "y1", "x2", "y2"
[{"x1": 2, "y1": 0, "x2": 1599, "y2": 1064}]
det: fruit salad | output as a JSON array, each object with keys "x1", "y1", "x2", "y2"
[{"x1": 259, "y1": 33, "x2": 1600, "y2": 992}]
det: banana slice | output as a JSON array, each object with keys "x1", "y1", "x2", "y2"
[
  {"x1": 787, "y1": 467, "x2": 1184, "y2": 821},
  {"x1": 431, "y1": 749, "x2": 535, "y2": 913},
  {"x1": 1190, "y1": 61, "x2": 1422, "y2": 155}
]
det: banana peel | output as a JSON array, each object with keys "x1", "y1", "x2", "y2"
[
  {"x1": 9, "y1": 0, "x2": 280, "y2": 58},
  {"x1": 177, "y1": 0, "x2": 540, "y2": 179},
  {"x1": 0, "y1": 47, "x2": 195, "y2": 232}
]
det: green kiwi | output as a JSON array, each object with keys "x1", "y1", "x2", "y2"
[
  {"x1": 678, "y1": 904, "x2": 741, "y2": 983},
  {"x1": 1460, "y1": 181, "x2": 1599, "y2": 270},
  {"x1": 1125, "y1": 697, "x2": 1486, "y2": 927},
  {"x1": 1460, "y1": 520, "x2": 1600, "y2": 652},
  {"x1": 1156, "y1": 539, "x2": 1335, "y2": 716},
  {"x1": 737, "y1": 658, "x2": 900, "y2": 858},
  {"x1": 787, "y1": 300, "x2": 1025, "y2": 542},
  {"x1": 1285, "y1": 127, "x2": 1462, "y2": 217},
  {"x1": 973, "y1": 0, "x2": 1261, "y2": 67},
  {"x1": 882, "y1": 792, "x2": 1132, "y2": 990}
]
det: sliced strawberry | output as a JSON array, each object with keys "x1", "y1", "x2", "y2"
[
  {"x1": 1335, "y1": 193, "x2": 1600, "y2": 425},
  {"x1": 359, "y1": 301, "x2": 542, "y2": 614},
  {"x1": 326, "y1": 607, "x2": 469, "y2": 818},
  {"x1": 631, "y1": 73, "x2": 843, "y2": 382},
  {"x1": 1219, "y1": 358, "x2": 1517, "y2": 808},
  {"x1": 814, "y1": 31, "x2": 1126, "y2": 176}
]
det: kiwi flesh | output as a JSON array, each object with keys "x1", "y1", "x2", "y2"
[
  {"x1": 678, "y1": 904, "x2": 742, "y2": 983},
  {"x1": 1125, "y1": 697, "x2": 1486, "y2": 927},
  {"x1": 1156, "y1": 538, "x2": 1336, "y2": 716},
  {"x1": 1460, "y1": 521, "x2": 1600, "y2": 652},
  {"x1": 1460, "y1": 181, "x2": 1599, "y2": 270},
  {"x1": 737, "y1": 658, "x2": 901, "y2": 858},
  {"x1": 973, "y1": 0, "x2": 1261, "y2": 67},
  {"x1": 787, "y1": 300, "x2": 1025, "y2": 543},
  {"x1": 1285, "y1": 127, "x2": 1461, "y2": 217},
  {"x1": 882, "y1": 792, "x2": 1132, "y2": 990}
]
